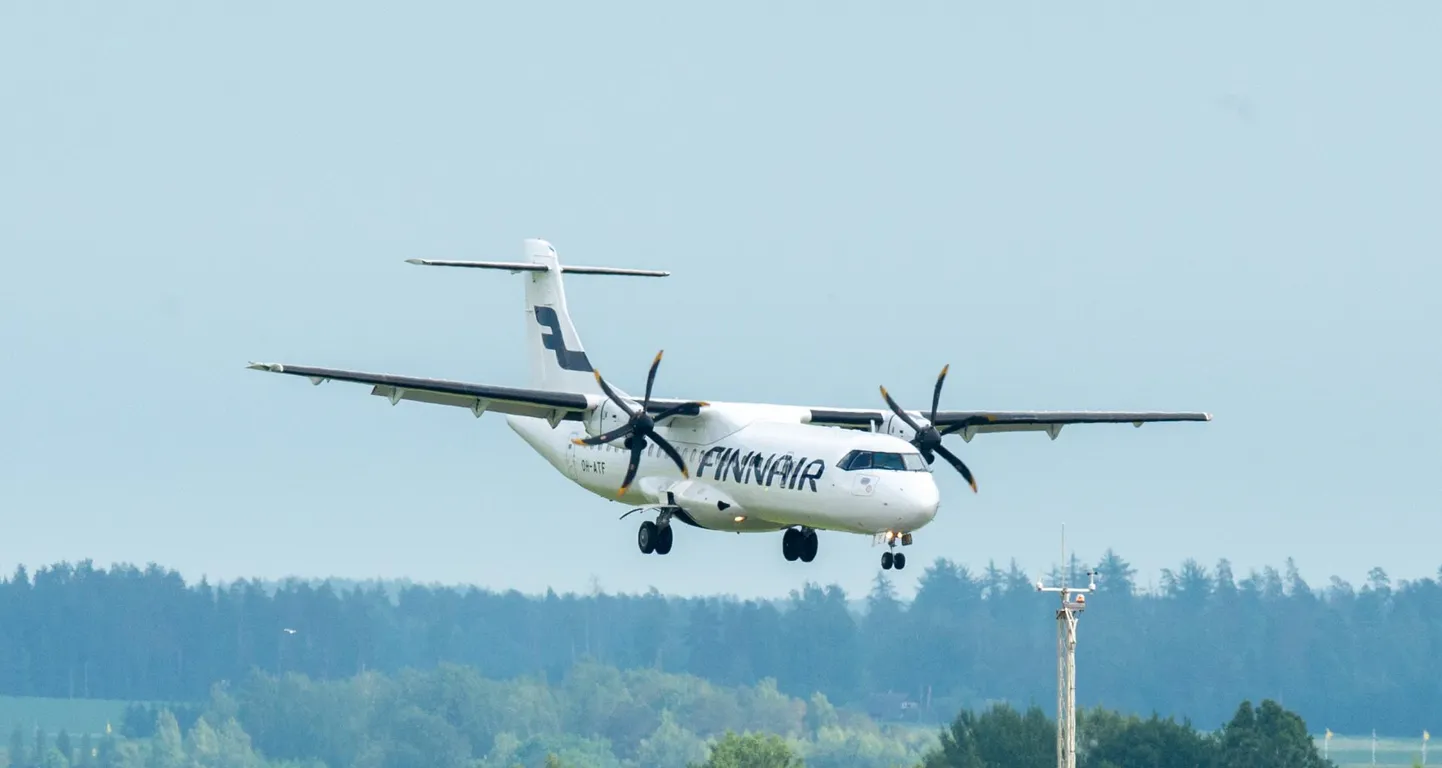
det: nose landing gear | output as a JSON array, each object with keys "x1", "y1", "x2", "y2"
[{"x1": 879, "y1": 530, "x2": 912, "y2": 570}]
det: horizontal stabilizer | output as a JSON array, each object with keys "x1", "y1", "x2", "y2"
[{"x1": 405, "y1": 259, "x2": 668, "y2": 277}]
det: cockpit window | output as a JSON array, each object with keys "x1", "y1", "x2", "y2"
[
  {"x1": 839, "y1": 450, "x2": 930, "y2": 472},
  {"x1": 839, "y1": 450, "x2": 872, "y2": 470},
  {"x1": 871, "y1": 452, "x2": 906, "y2": 470}
]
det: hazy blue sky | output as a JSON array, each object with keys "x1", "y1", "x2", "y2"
[{"x1": 3, "y1": 3, "x2": 1438, "y2": 600}]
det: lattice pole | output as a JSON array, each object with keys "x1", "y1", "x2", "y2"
[{"x1": 1036, "y1": 525, "x2": 1097, "y2": 768}]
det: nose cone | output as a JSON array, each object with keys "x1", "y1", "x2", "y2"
[{"x1": 897, "y1": 472, "x2": 941, "y2": 528}]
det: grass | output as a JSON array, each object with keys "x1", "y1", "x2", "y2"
[
  {"x1": 1322, "y1": 734, "x2": 1432, "y2": 767},
  {"x1": 0, "y1": 695, "x2": 131, "y2": 741}
]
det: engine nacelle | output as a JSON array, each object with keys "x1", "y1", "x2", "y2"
[
  {"x1": 880, "y1": 413, "x2": 923, "y2": 442},
  {"x1": 584, "y1": 399, "x2": 631, "y2": 437}
]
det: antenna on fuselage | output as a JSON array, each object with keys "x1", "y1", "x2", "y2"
[{"x1": 1035, "y1": 523, "x2": 1098, "y2": 768}]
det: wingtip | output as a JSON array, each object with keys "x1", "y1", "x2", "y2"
[
  {"x1": 404, "y1": 258, "x2": 425, "y2": 265},
  {"x1": 246, "y1": 362, "x2": 282, "y2": 372}
]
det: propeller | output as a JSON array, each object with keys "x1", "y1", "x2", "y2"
[
  {"x1": 879, "y1": 364, "x2": 978, "y2": 492},
  {"x1": 572, "y1": 351, "x2": 707, "y2": 497}
]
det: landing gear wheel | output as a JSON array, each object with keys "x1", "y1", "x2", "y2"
[
  {"x1": 881, "y1": 551, "x2": 894, "y2": 570},
  {"x1": 638, "y1": 521, "x2": 657, "y2": 554},
  {"x1": 782, "y1": 528, "x2": 816, "y2": 562},
  {"x1": 782, "y1": 529, "x2": 800, "y2": 561},
  {"x1": 893, "y1": 552, "x2": 906, "y2": 570},
  {"x1": 654, "y1": 524, "x2": 673, "y2": 555},
  {"x1": 799, "y1": 529, "x2": 818, "y2": 563}
]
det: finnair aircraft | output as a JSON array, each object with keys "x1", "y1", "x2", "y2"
[{"x1": 249, "y1": 239, "x2": 1210, "y2": 570}]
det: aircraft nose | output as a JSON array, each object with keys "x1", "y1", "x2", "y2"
[{"x1": 896, "y1": 473, "x2": 941, "y2": 526}]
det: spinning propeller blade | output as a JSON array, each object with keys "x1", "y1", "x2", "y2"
[
  {"x1": 879, "y1": 364, "x2": 977, "y2": 492},
  {"x1": 570, "y1": 350, "x2": 707, "y2": 496}
]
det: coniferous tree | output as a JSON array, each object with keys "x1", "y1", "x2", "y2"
[
  {"x1": 53, "y1": 731, "x2": 71, "y2": 768},
  {"x1": 148, "y1": 710, "x2": 184, "y2": 768},
  {"x1": 33, "y1": 727, "x2": 46, "y2": 768},
  {"x1": 8, "y1": 725, "x2": 26, "y2": 768}
]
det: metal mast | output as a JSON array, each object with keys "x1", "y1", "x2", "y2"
[{"x1": 1036, "y1": 524, "x2": 1097, "y2": 768}]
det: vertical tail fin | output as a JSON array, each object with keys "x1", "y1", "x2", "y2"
[
  {"x1": 522, "y1": 238, "x2": 599, "y2": 393},
  {"x1": 405, "y1": 239, "x2": 668, "y2": 394}
]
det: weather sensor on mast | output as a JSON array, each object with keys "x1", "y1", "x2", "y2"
[{"x1": 1036, "y1": 524, "x2": 1098, "y2": 768}]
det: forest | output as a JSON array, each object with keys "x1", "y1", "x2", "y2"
[
  {"x1": 2, "y1": 663, "x2": 1330, "y2": 768},
  {"x1": 0, "y1": 550, "x2": 1437, "y2": 738},
  {"x1": 7, "y1": 662, "x2": 937, "y2": 767}
]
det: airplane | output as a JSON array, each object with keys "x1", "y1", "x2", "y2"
[{"x1": 247, "y1": 238, "x2": 1211, "y2": 570}]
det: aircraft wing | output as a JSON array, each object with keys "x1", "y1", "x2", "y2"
[
  {"x1": 246, "y1": 362, "x2": 593, "y2": 424},
  {"x1": 805, "y1": 407, "x2": 1211, "y2": 440},
  {"x1": 248, "y1": 361, "x2": 1211, "y2": 439}
]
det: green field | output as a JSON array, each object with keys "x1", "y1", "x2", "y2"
[
  {"x1": 1322, "y1": 734, "x2": 1432, "y2": 767},
  {"x1": 0, "y1": 695, "x2": 130, "y2": 741}
]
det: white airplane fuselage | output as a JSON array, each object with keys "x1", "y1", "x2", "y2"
[{"x1": 508, "y1": 405, "x2": 942, "y2": 536}]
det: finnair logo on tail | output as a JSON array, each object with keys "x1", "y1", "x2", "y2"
[{"x1": 534, "y1": 306, "x2": 592, "y2": 372}]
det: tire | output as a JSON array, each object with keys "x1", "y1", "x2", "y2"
[
  {"x1": 638, "y1": 521, "x2": 657, "y2": 554},
  {"x1": 799, "y1": 530, "x2": 818, "y2": 563},
  {"x1": 655, "y1": 524, "x2": 673, "y2": 555}
]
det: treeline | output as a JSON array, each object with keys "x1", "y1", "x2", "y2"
[
  {"x1": 0, "y1": 663, "x2": 1331, "y2": 768},
  {"x1": 13, "y1": 662, "x2": 937, "y2": 768},
  {"x1": 1, "y1": 554, "x2": 1439, "y2": 734},
  {"x1": 1, "y1": 662, "x2": 1331, "y2": 768},
  {"x1": 921, "y1": 697, "x2": 1332, "y2": 768},
  {"x1": 6, "y1": 711, "x2": 274, "y2": 768}
]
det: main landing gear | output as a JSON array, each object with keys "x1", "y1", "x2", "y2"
[
  {"x1": 637, "y1": 512, "x2": 674, "y2": 556},
  {"x1": 880, "y1": 531, "x2": 913, "y2": 570},
  {"x1": 782, "y1": 527, "x2": 818, "y2": 563}
]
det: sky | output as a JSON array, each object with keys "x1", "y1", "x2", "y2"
[{"x1": 2, "y1": 2, "x2": 1439, "y2": 601}]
